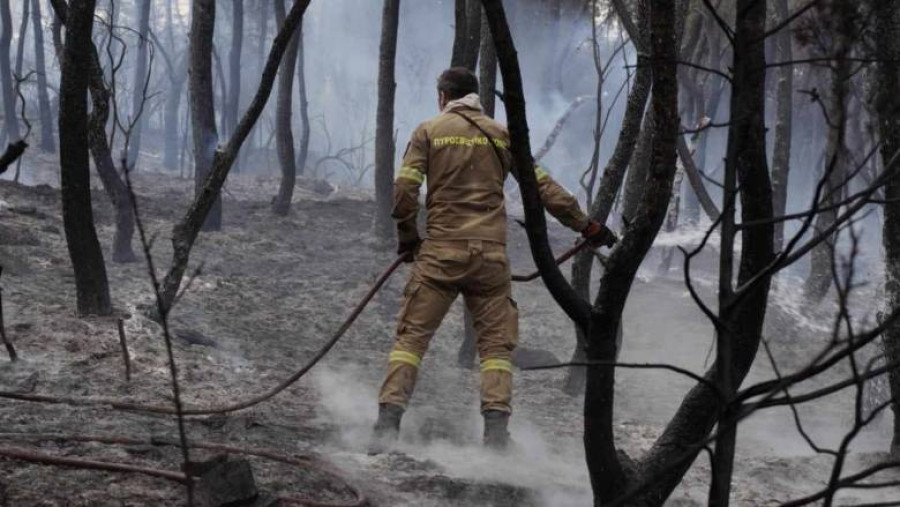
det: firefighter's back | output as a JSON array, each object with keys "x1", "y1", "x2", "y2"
[{"x1": 419, "y1": 101, "x2": 511, "y2": 245}]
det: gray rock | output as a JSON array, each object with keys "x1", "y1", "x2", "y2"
[
  {"x1": 511, "y1": 347, "x2": 561, "y2": 369},
  {"x1": 194, "y1": 459, "x2": 259, "y2": 507}
]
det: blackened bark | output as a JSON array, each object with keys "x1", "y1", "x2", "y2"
[
  {"x1": 31, "y1": 0, "x2": 55, "y2": 153},
  {"x1": 461, "y1": 0, "x2": 481, "y2": 71},
  {"x1": 0, "y1": 0, "x2": 20, "y2": 142},
  {"x1": 372, "y1": 0, "x2": 400, "y2": 237},
  {"x1": 161, "y1": 0, "x2": 312, "y2": 309},
  {"x1": 87, "y1": 49, "x2": 137, "y2": 264},
  {"x1": 126, "y1": 0, "x2": 151, "y2": 168},
  {"x1": 708, "y1": 0, "x2": 773, "y2": 501},
  {"x1": 51, "y1": 6, "x2": 62, "y2": 63},
  {"x1": 0, "y1": 140, "x2": 26, "y2": 173},
  {"x1": 190, "y1": 0, "x2": 222, "y2": 231},
  {"x1": 295, "y1": 24, "x2": 309, "y2": 175},
  {"x1": 51, "y1": 0, "x2": 137, "y2": 263},
  {"x1": 875, "y1": 0, "x2": 900, "y2": 457},
  {"x1": 478, "y1": 8, "x2": 496, "y2": 118},
  {"x1": 272, "y1": 0, "x2": 301, "y2": 216},
  {"x1": 451, "y1": 0, "x2": 466, "y2": 67},
  {"x1": 59, "y1": 0, "x2": 112, "y2": 316},
  {"x1": 586, "y1": 0, "x2": 680, "y2": 501},
  {"x1": 622, "y1": 108, "x2": 655, "y2": 220},
  {"x1": 771, "y1": 0, "x2": 793, "y2": 253},
  {"x1": 225, "y1": 0, "x2": 244, "y2": 142},
  {"x1": 639, "y1": 0, "x2": 772, "y2": 502}
]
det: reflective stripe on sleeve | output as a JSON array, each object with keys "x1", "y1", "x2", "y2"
[
  {"x1": 397, "y1": 166, "x2": 425, "y2": 184},
  {"x1": 389, "y1": 350, "x2": 422, "y2": 368},
  {"x1": 480, "y1": 358, "x2": 513, "y2": 374},
  {"x1": 535, "y1": 166, "x2": 550, "y2": 182}
]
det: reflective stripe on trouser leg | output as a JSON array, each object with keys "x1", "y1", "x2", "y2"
[
  {"x1": 480, "y1": 358, "x2": 513, "y2": 413},
  {"x1": 378, "y1": 349, "x2": 422, "y2": 408},
  {"x1": 378, "y1": 256, "x2": 460, "y2": 409},
  {"x1": 471, "y1": 293, "x2": 518, "y2": 414}
]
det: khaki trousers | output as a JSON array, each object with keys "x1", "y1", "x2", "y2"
[{"x1": 378, "y1": 239, "x2": 518, "y2": 413}]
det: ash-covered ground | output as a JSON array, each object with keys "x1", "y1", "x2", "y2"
[{"x1": 0, "y1": 153, "x2": 897, "y2": 506}]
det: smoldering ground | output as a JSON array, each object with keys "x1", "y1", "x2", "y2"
[
  {"x1": 1, "y1": 0, "x2": 899, "y2": 504},
  {"x1": 0, "y1": 149, "x2": 898, "y2": 505}
]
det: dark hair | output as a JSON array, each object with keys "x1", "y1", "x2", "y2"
[{"x1": 437, "y1": 67, "x2": 479, "y2": 101}]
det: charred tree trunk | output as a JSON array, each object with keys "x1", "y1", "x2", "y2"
[
  {"x1": 245, "y1": 0, "x2": 269, "y2": 167},
  {"x1": 451, "y1": 0, "x2": 466, "y2": 67},
  {"x1": 565, "y1": 0, "x2": 651, "y2": 396},
  {"x1": 31, "y1": 0, "x2": 55, "y2": 153},
  {"x1": 478, "y1": 8, "x2": 496, "y2": 118},
  {"x1": 372, "y1": 0, "x2": 400, "y2": 238},
  {"x1": 452, "y1": 0, "x2": 482, "y2": 72},
  {"x1": 87, "y1": 54, "x2": 137, "y2": 264},
  {"x1": 13, "y1": 0, "x2": 27, "y2": 80},
  {"x1": 295, "y1": 23, "x2": 309, "y2": 175},
  {"x1": 225, "y1": 0, "x2": 243, "y2": 144},
  {"x1": 804, "y1": 9, "x2": 851, "y2": 304},
  {"x1": 0, "y1": 0, "x2": 21, "y2": 143},
  {"x1": 51, "y1": 9, "x2": 62, "y2": 63},
  {"x1": 272, "y1": 0, "x2": 301, "y2": 216},
  {"x1": 58, "y1": 0, "x2": 112, "y2": 316},
  {"x1": 213, "y1": 48, "x2": 229, "y2": 137},
  {"x1": 126, "y1": 0, "x2": 151, "y2": 168},
  {"x1": 190, "y1": 0, "x2": 222, "y2": 231},
  {"x1": 161, "y1": 0, "x2": 311, "y2": 309},
  {"x1": 639, "y1": 0, "x2": 772, "y2": 502},
  {"x1": 50, "y1": 0, "x2": 138, "y2": 263},
  {"x1": 461, "y1": 0, "x2": 481, "y2": 71},
  {"x1": 771, "y1": 0, "x2": 793, "y2": 253},
  {"x1": 163, "y1": 61, "x2": 188, "y2": 170},
  {"x1": 584, "y1": 0, "x2": 680, "y2": 500},
  {"x1": 875, "y1": 0, "x2": 900, "y2": 457},
  {"x1": 622, "y1": 108, "x2": 655, "y2": 220}
]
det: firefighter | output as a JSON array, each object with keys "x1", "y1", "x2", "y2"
[{"x1": 371, "y1": 67, "x2": 617, "y2": 453}]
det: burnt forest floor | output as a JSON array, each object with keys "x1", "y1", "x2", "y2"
[{"x1": 0, "y1": 152, "x2": 897, "y2": 506}]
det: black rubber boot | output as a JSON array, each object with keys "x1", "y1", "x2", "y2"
[
  {"x1": 368, "y1": 403, "x2": 404, "y2": 455},
  {"x1": 483, "y1": 410, "x2": 511, "y2": 451}
]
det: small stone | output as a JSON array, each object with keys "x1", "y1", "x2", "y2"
[
  {"x1": 511, "y1": 347, "x2": 560, "y2": 369},
  {"x1": 194, "y1": 459, "x2": 259, "y2": 507},
  {"x1": 12, "y1": 206, "x2": 37, "y2": 216},
  {"x1": 182, "y1": 454, "x2": 229, "y2": 477},
  {"x1": 175, "y1": 329, "x2": 219, "y2": 348}
]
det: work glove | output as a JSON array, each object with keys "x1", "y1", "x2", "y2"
[
  {"x1": 582, "y1": 221, "x2": 618, "y2": 248},
  {"x1": 397, "y1": 238, "x2": 421, "y2": 262}
]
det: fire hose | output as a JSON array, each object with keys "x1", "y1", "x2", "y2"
[
  {"x1": 0, "y1": 240, "x2": 595, "y2": 416},
  {"x1": 0, "y1": 241, "x2": 597, "y2": 505},
  {"x1": 0, "y1": 433, "x2": 367, "y2": 507}
]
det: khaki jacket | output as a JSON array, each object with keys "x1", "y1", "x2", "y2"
[{"x1": 392, "y1": 94, "x2": 590, "y2": 245}]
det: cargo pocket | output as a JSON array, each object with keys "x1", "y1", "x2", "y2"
[
  {"x1": 396, "y1": 279, "x2": 422, "y2": 335},
  {"x1": 506, "y1": 297, "x2": 519, "y2": 348}
]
